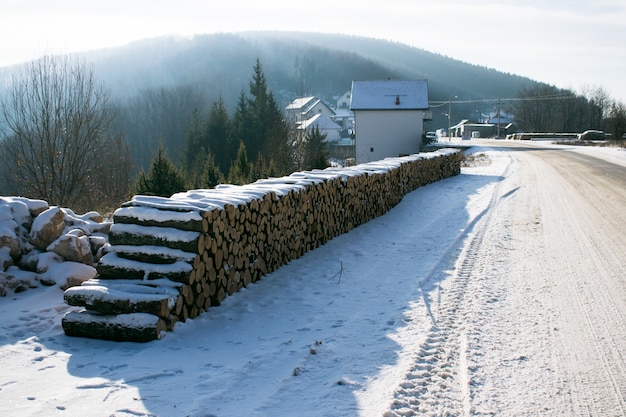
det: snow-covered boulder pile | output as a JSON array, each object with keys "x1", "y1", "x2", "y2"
[{"x1": 0, "y1": 197, "x2": 111, "y2": 296}]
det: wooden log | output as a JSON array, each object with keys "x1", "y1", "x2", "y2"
[
  {"x1": 97, "y1": 253, "x2": 193, "y2": 284},
  {"x1": 64, "y1": 285, "x2": 177, "y2": 318},
  {"x1": 211, "y1": 286, "x2": 225, "y2": 306},
  {"x1": 105, "y1": 245, "x2": 196, "y2": 265},
  {"x1": 180, "y1": 304, "x2": 189, "y2": 321},
  {"x1": 62, "y1": 311, "x2": 167, "y2": 342},
  {"x1": 174, "y1": 294, "x2": 183, "y2": 317},
  {"x1": 165, "y1": 314, "x2": 178, "y2": 331},
  {"x1": 113, "y1": 206, "x2": 204, "y2": 232},
  {"x1": 180, "y1": 284, "x2": 194, "y2": 306},
  {"x1": 109, "y1": 224, "x2": 200, "y2": 253}
]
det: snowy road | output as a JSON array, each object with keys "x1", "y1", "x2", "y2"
[
  {"x1": 1, "y1": 140, "x2": 625, "y2": 417},
  {"x1": 385, "y1": 140, "x2": 626, "y2": 416}
]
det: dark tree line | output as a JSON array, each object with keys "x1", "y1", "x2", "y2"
[{"x1": 511, "y1": 84, "x2": 619, "y2": 136}]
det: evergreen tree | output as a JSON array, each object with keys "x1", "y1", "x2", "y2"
[
  {"x1": 184, "y1": 108, "x2": 207, "y2": 168},
  {"x1": 202, "y1": 150, "x2": 224, "y2": 189},
  {"x1": 246, "y1": 59, "x2": 293, "y2": 174},
  {"x1": 251, "y1": 152, "x2": 279, "y2": 181},
  {"x1": 246, "y1": 58, "x2": 270, "y2": 160},
  {"x1": 251, "y1": 153, "x2": 268, "y2": 181},
  {"x1": 304, "y1": 126, "x2": 330, "y2": 170},
  {"x1": 206, "y1": 96, "x2": 232, "y2": 173},
  {"x1": 265, "y1": 93, "x2": 295, "y2": 175},
  {"x1": 136, "y1": 143, "x2": 187, "y2": 197},
  {"x1": 231, "y1": 90, "x2": 254, "y2": 157},
  {"x1": 185, "y1": 147, "x2": 208, "y2": 189},
  {"x1": 249, "y1": 58, "x2": 269, "y2": 106},
  {"x1": 227, "y1": 141, "x2": 253, "y2": 185}
]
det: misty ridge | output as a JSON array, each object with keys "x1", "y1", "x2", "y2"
[{"x1": 87, "y1": 31, "x2": 533, "y2": 105}]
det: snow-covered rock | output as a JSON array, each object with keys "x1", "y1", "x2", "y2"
[
  {"x1": 0, "y1": 223, "x2": 21, "y2": 259},
  {"x1": 0, "y1": 196, "x2": 111, "y2": 295},
  {"x1": 0, "y1": 202, "x2": 24, "y2": 258},
  {"x1": 0, "y1": 247, "x2": 13, "y2": 271},
  {"x1": 30, "y1": 207, "x2": 66, "y2": 250},
  {"x1": 47, "y1": 230, "x2": 94, "y2": 265},
  {"x1": 0, "y1": 269, "x2": 38, "y2": 296}
]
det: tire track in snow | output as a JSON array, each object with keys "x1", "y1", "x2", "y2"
[{"x1": 384, "y1": 154, "x2": 514, "y2": 417}]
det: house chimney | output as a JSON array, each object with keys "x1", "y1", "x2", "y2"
[{"x1": 395, "y1": 95, "x2": 400, "y2": 105}]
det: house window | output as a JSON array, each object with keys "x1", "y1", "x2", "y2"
[{"x1": 370, "y1": 147, "x2": 374, "y2": 152}]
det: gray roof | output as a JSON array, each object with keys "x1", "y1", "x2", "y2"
[
  {"x1": 285, "y1": 96, "x2": 316, "y2": 111},
  {"x1": 350, "y1": 80, "x2": 429, "y2": 110},
  {"x1": 298, "y1": 113, "x2": 341, "y2": 131}
]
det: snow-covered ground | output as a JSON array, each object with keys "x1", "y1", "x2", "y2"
[{"x1": 1, "y1": 140, "x2": 625, "y2": 417}]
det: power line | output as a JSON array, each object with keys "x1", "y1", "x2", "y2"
[{"x1": 429, "y1": 94, "x2": 579, "y2": 106}]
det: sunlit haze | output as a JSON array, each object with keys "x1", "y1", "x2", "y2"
[{"x1": 2, "y1": 0, "x2": 625, "y2": 102}]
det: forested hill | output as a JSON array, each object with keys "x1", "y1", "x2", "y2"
[{"x1": 86, "y1": 31, "x2": 537, "y2": 107}]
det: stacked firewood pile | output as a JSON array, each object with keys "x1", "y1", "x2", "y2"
[{"x1": 62, "y1": 149, "x2": 461, "y2": 342}]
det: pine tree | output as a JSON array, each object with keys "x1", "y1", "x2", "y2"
[
  {"x1": 227, "y1": 141, "x2": 252, "y2": 185},
  {"x1": 185, "y1": 147, "x2": 208, "y2": 189},
  {"x1": 231, "y1": 90, "x2": 254, "y2": 157},
  {"x1": 251, "y1": 152, "x2": 279, "y2": 181},
  {"x1": 246, "y1": 59, "x2": 270, "y2": 160},
  {"x1": 206, "y1": 96, "x2": 232, "y2": 174},
  {"x1": 184, "y1": 108, "x2": 207, "y2": 168},
  {"x1": 251, "y1": 153, "x2": 268, "y2": 181},
  {"x1": 136, "y1": 143, "x2": 187, "y2": 197},
  {"x1": 265, "y1": 92, "x2": 295, "y2": 176},
  {"x1": 247, "y1": 60, "x2": 294, "y2": 175},
  {"x1": 304, "y1": 126, "x2": 330, "y2": 170},
  {"x1": 202, "y1": 150, "x2": 224, "y2": 189}
]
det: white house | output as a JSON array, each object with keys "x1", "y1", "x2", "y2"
[
  {"x1": 285, "y1": 96, "x2": 335, "y2": 125},
  {"x1": 298, "y1": 113, "x2": 342, "y2": 142},
  {"x1": 334, "y1": 90, "x2": 355, "y2": 136},
  {"x1": 350, "y1": 80, "x2": 429, "y2": 164},
  {"x1": 336, "y1": 91, "x2": 351, "y2": 110}
]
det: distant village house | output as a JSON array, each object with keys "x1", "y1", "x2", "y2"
[
  {"x1": 284, "y1": 95, "x2": 349, "y2": 160},
  {"x1": 350, "y1": 79, "x2": 430, "y2": 164},
  {"x1": 449, "y1": 111, "x2": 516, "y2": 138}
]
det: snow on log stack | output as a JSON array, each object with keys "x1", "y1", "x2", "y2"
[{"x1": 62, "y1": 148, "x2": 462, "y2": 342}]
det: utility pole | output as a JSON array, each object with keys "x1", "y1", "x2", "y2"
[
  {"x1": 448, "y1": 97, "x2": 452, "y2": 141},
  {"x1": 448, "y1": 96, "x2": 457, "y2": 141},
  {"x1": 497, "y1": 98, "x2": 501, "y2": 138}
]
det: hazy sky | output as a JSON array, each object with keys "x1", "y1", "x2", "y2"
[{"x1": 3, "y1": 0, "x2": 625, "y2": 102}]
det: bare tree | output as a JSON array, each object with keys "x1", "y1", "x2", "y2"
[
  {"x1": 115, "y1": 84, "x2": 205, "y2": 170},
  {"x1": 605, "y1": 100, "x2": 626, "y2": 144},
  {"x1": 581, "y1": 85, "x2": 611, "y2": 129},
  {"x1": 513, "y1": 84, "x2": 562, "y2": 132},
  {"x1": 0, "y1": 55, "x2": 123, "y2": 210}
]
